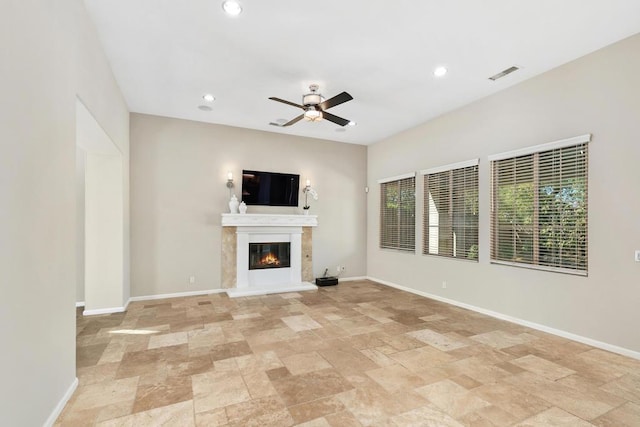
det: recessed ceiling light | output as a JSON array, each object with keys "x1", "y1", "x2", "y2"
[
  {"x1": 222, "y1": 0, "x2": 242, "y2": 16},
  {"x1": 198, "y1": 105, "x2": 213, "y2": 111},
  {"x1": 202, "y1": 94, "x2": 215, "y2": 102},
  {"x1": 348, "y1": 121, "x2": 357, "y2": 126},
  {"x1": 433, "y1": 66, "x2": 448, "y2": 77}
]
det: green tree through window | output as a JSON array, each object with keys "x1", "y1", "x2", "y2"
[
  {"x1": 380, "y1": 176, "x2": 415, "y2": 251},
  {"x1": 491, "y1": 141, "x2": 588, "y2": 273}
]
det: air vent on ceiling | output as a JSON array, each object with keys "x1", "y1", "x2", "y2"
[{"x1": 488, "y1": 66, "x2": 520, "y2": 81}]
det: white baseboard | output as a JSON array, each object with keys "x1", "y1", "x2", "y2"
[
  {"x1": 83, "y1": 306, "x2": 127, "y2": 316},
  {"x1": 367, "y1": 276, "x2": 640, "y2": 361},
  {"x1": 128, "y1": 288, "x2": 226, "y2": 303},
  {"x1": 75, "y1": 301, "x2": 85, "y2": 308},
  {"x1": 44, "y1": 377, "x2": 78, "y2": 427},
  {"x1": 339, "y1": 276, "x2": 367, "y2": 282}
]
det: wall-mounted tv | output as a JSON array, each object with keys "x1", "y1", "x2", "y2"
[{"x1": 241, "y1": 170, "x2": 300, "y2": 207}]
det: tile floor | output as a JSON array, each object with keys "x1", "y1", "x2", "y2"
[{"x1": 57, "y1": 280, "x2": 640, "y2": 426}]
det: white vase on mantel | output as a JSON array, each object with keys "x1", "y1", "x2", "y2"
[
  {"x1": 303, "y1": 209, "x2": 310, "y2": 216},
  {"x1": 239, "y1": 201, "x2": 247, "y2": 214},
  {"x1": 229, "y1": 194, "x2": 239, "y2": 214}
]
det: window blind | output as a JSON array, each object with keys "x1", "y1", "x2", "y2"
[
  {"x1": 490, "y1": 139, "x2": 589, "y2": 274},
  {"x1": 423, "y1": 162, "x2": 479, "y2": 260},
  {"x1": 380, "y1": 176, "x2": 415, "y2": 251}
]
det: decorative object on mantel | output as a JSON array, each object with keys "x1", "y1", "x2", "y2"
[
  {"x1": 239, "y1": 201, "x2": 247, "y2": 214},
  {"x1": 302, "y1": 179, "x2": 318, "y2": 215},
  {"x1": 229, "y1": 194, "x2": 239, "y2": 214}
]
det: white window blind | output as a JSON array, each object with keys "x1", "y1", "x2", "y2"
[
  {"x1": 490, "y1": 137, "x2": 589, "y2": 274},
  {"x1": 380, "y1": 176, "x2": 415, "y2": 251},
  {"x1": 422, "y1": 161, "x2": 479, "y2": 260}
]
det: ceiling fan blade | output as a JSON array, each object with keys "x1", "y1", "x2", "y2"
[
  {"x1": 322, "y1": 111, "x2": 350, "y2": 127},
  {"x1": 319, "y1": 92, "x2": 353, "y2": 110},
  {"x1": 282, "y1": 114, "x2": 304, "y2": 127},
  {"x1": 269, "y1": 97, "x2": 304, "y2": 109}
]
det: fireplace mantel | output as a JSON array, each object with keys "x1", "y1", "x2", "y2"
[{"x1": 221, "y1": 213, "x2": 318, "y2": 227}]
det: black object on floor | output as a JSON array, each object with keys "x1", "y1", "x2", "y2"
[{"x1": 316, "y1": 276, "x2": 338, "y2": 286}]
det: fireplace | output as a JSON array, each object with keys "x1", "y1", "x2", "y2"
[
  {"x1": 249, "y1": 242, "x2": 291, "y2": 270},
  {"x1": 221, "y1": 213, "x2": 318, "y2": 297}
]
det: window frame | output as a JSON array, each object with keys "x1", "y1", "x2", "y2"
[
  {"x1": 378, "y1": 173, "x2": 416, "y2": 253},
  {"x1": 489, "y1": 134, "x2": 590, "y2": 276},
  {"x1": 420, "y1": 159, "x2": 479, "y2": 262}
]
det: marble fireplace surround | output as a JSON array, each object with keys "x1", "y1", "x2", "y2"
[{"x1": 221, "y1": 213, "x2": 317, "y2": 297}]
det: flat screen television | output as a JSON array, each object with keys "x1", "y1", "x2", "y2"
[{"x1": 241, "y1": 170, "x2": 300, "y2": 207}]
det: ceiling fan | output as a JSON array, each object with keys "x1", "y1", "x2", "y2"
[{"x1": 269, "y1": 84, "x2": 353, "y2": 127}]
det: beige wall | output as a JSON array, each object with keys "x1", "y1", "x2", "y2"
[
  {"x1": 130, "y1": 114, "x2": 367, "y2": 297},
  {"x1": 84, "y1": 152, "x2": 125, "y2": 311},
  {"x1": 0, "y1": 1, "x2": 129, "y2": 425},
  {"x1": 76, "y1": 148, "x2": 86, "y2": 302},
  {"x1": 367, "y1": 34, "x2": 640, "y2": 354}
]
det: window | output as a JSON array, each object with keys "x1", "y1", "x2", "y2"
[
  {"x1": 379, "y1": 174, "x2": 415, "y2": 251},
  {"x1": 422, "y1": 160, "x2": 479, "y2": 260},
  {"x1": 489, "y1": 135, "x2": 590, "y2": 274}
]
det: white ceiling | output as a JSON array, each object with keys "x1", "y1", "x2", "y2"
[{"x1": 84, "y1": 0, "x2": 640, "y2": 145}]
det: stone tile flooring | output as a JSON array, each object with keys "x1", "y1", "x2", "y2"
[{"x1": 56, "y1": 280, "x2": 640, "y2": 426}]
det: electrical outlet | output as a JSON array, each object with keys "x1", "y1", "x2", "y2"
[
  {"x1": 635, "y1": 250, "x2": 640, "y2": 262},
  {"x1": 189, "y1": 276, "x2": 195, "y2": 284},
  {"x1": 442, "y1": 281, "x2": 447, "y2": 289},
  {"x1": 336, "y1": 265, "x2": 341, "y2": 273},
  {"x1": 340, "y1": 266, "x2": 346, "y2": 272}
]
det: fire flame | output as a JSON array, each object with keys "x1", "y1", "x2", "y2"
[{"x1": 260, "y1": 253, "x2": 280, "y2": 266}]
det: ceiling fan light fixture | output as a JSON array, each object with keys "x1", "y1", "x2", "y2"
[
  {"x1": 222, "y1": 0, "x2": 242, "y2": 16},
  {"x1": 202, "y1": 93, "x2": 215, "y2": 102},
  {"x1": 269, "y1": 85, "x2": 352, "y2": 127},
  {"x1": 304, "y1": 108, "x2": 322, "y2": 121},
  {"x1": 303, "y1": 93, "x2": 323, "y2": 105},
  {"x1": 302, "y1": 84, "x2": 323, "y2": 106}
]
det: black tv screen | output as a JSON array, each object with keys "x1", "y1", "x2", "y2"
[{"x1": 241, "y1": 170, "x2": 300, "y2": 207}]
